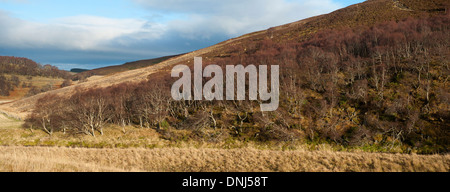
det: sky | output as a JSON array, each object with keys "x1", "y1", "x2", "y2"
[{"x1": 0, "y1": 0, "x2": 364, "y2": 70}]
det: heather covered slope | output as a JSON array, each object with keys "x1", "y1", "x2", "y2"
[{"x1": 1, "y1": 0, "x2": 447, "y2": 119}]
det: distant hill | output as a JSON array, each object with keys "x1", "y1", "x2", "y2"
[
  {"x1": 0, "y1": 56, "x2": 71, "y2": 79},
  {"x1": 72, "y1": 55, "x2": 180, "y2": 80},
  {"x1": 70, "y1": 68, "x2": 89, "y2": 73},
  {"x1": 0, "y1": 56, "x2": 69, "y2": 99}
]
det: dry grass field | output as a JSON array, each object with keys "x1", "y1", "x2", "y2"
[
  {"x1": 0, "y1": 113, "x2": 449, "y2": 172},
  {"x1": 0, "y1": 146, "x2": 448, "y2": 172},
  {"x1": 0, "y1": 111, "x2": 22, "y2": 129}
]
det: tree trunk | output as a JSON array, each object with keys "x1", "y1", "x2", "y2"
[
  {"x1": 42, "y1": 117, "x2": 52, "y2": 135},
  {"x1": 210, "y1": 110, "x2": 217, "y2": 129}
]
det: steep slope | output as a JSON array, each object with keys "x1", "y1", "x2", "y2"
[
  {"x1": 72, "y1": 55, "x2": 181, "y2": 80},
  {"x1": 0, "y1": 0, "x2": 447, "y2": 119}
]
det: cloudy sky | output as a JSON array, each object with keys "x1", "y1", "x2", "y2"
[{"x1": 0, "y1": 0, "x2": 363, "y2": 70}]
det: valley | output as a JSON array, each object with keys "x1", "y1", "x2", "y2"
[{"x1": 0, "y1": 0, "x2": 448, "y2": 172}]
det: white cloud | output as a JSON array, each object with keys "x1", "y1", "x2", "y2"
[
  {"x1": 134, "y1": 0, "x2": 341, "y2": 39},
  {"x1": 0, "y1": 0, "x2": 341, "y2": 51},
  {"x1": 0, "y1": 12, "x2": 165, "y2": 51}
]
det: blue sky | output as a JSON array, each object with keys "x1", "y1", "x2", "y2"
[{"x1": 0, "y1": 0, "x2": 364, "y2": 70}]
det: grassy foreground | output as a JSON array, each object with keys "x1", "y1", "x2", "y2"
[
  {"x1": 0, "y1": 146, "x2": 448, "y2": 172},
  {"x1": 0, "y1": 113, "x2": 449, "y2": 172}
]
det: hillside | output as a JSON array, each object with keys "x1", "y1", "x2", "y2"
[
  {"x1": 72, "y1": 55, "x2": 180, "y2": 80},
  {"x1": 1, "y1": 0, "x2": 449, "y2": 154},
  {"x1": 0, "y1": 56, "x2": 70, "y2": 100},
  {"x1": 2, "y1": 0, "x2": 447, "y2": 119}
]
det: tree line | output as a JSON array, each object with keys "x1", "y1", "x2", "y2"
[
  {"x1": 0, "y1": 74, "x2": 20, "y2": 96},
  {"x1": 0, "y1": 56, "x2": 71, "y2": 78}
]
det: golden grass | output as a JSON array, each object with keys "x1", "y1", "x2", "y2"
[
  {"x1": 0, "y1": 113, "x2": 448, "y2": 172},
  {"x1": 0, "y1": 112, "x2": 22, "y2": 129},
  {"x1": 0, "y1": 146, "x2": 448, "y2": 172},
  {"x1": 0, "y1": 115, "x2": 169, "y2": 148}
]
